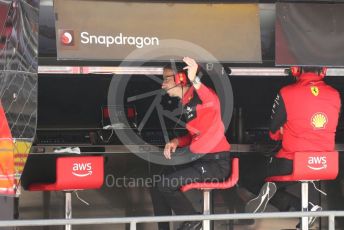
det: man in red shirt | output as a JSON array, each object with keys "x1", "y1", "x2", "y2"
[
  {"x1": 155, "y1": 57, "x2": 231, "y2": 230},
  {"x1": 245, "y1": 67, "x2": 341, "y2": 227}
]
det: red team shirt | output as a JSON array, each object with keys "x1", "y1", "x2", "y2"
[
  {"x1": 177, "y1": 83, "x2": 230, "y2": 154},
  {"x1": 270, "y1": 72, "x2": 341, "y2": 160}
]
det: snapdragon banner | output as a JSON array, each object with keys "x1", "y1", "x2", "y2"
[{"x1": 54, "y1": 0, "x2": 262, "y2": 63}]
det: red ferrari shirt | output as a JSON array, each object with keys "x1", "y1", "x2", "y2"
[
  {"x1": 270, "y1": 73, "x2": 341, "y2": 160},
  {"x1": 177, "y1": 83, "x2": 230, "y2": 154}
]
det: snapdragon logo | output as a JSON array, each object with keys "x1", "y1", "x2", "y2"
[
  {"x1": 80, "y1": 32, "x2": 159, "y2": 48},
  {"x1": 72, "y1": 162, "x2": 93, "y2": 177},
  {"x1": 60, "y1": 30, "x2": 74, "y2": 46},
  {"x1": 307, "y1": 156, "x2": 327, "y2": 170}
]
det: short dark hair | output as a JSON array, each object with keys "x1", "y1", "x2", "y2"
[
  {"x1": 163, "y1": 63, "x2": 184, "y2": 73},
  {"x1": 302, "y1": 67, "x2": 323, "y2": 74},
  {"x1": 163, "y1": 64, "x2": 174, "y2": 72}
]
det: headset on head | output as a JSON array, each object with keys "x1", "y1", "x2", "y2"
[
  {"x1": 290, "y1": 66, "x2": 327, "y2": 79},
  {"x1": 174, "y1": 72, "x2": 188, "y2": 87},
  {"x1": 290, "y1": 66, "x2": 302, "y2": 78}
]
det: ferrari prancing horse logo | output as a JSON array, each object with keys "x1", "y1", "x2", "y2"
[{"x1": 311, "y1": 86, "x2": 319, "y2": 96}]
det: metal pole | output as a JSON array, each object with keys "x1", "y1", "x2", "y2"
[
  {"x1": 65, "y1": 192, "x2": 72, "y2": 230},
  {"x1": 43, "y1": 191, "x2": 51, "y2": 230},
  {"x1": 203, "y1": 190, "x2": 211, "y2": 230},
  {"x1": 130, "y1": 221, "x2": 136, "y2": 230},
  {"x1": 301, "y1": 182, "x2": 309, "y2": 230},
  {"x1": 1, "y1": 210, "x2": 344, "y2": 228},
  {"x1": 328, "y1": 215, "x2": 335, "y2": 230}
]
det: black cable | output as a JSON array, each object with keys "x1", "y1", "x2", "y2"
[
  {"x1": 170, "y1": 83, "x2": 187, "y2": 143},
  {"x1": 97, "y1": 129, "x2": 114, "y2": 144}
]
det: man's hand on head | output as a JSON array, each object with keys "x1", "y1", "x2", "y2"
[{"x1": 183, "y1": 57, "x2": 198, "y2": 83}]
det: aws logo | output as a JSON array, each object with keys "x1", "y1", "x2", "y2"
[
  {"x1": 72, "y1": 163, "x2": 92, "y2": 177},
  {"x1": 60, "y1": 29, "x2": 74, "y2": 46},
  {"x1": 307, "y1": 156, "x2": 327, "y2": 170}
]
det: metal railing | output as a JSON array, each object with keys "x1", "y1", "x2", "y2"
[{"x1": 1, "y1": 211, "x2": 344, "y2": 230}]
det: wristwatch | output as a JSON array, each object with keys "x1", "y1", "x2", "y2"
[{"x1": 192, "y1": 76, "x2": 201, "y2": 85}]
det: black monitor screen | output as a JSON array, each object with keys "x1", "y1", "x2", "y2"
[
  {"x1": 37, "y1": 75, "x2": 111, "y2": 129},
  {"x1": 275, "y1": 2, "x2": 344, "y2": 67}
]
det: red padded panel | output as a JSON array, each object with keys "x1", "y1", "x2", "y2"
[
  {"x1": 29, "y1": 156, "x2": 104, "y2": 191},
  {"x1": 266, "y1": 151, "x2": 338, "y2": 182}
]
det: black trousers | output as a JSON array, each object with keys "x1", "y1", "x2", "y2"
[
  {"x1": 240, "y1": 155, "x2": 301, "y2": 211},
  {"x1": 150, "y1": 154, "x2": 230, "y2": 230}
]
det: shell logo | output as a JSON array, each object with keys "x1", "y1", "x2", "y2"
[
  {"x1": 311, "y1": 112, "x2": 328, "y2": 129},
  {"x1": 60, "y1": 30, "x2": 74, "y2": 46}
]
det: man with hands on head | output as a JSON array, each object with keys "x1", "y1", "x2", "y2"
[{"x1": 156, "y1": 57, "x2": 231, "y2": 230}]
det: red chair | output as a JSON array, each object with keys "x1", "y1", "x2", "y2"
[
  {"x1": 28, "y1": 156, "x2": 104, "y2": 230},
  {"x1": 181, "y1": 158, "x2": 239, "y2": 230},
  {"x1": 266, "y1": 151, "x2": 339, "y2": 230}
]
